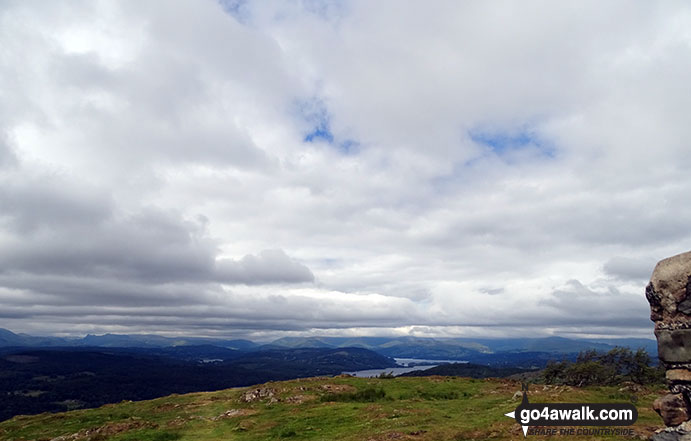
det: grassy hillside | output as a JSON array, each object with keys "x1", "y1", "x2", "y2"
[
  {"x1": 0, "y1": 376, "x2": 663, "y2": 441},
  {"x1": 0, "y1": 348, "x2": 396, "y2": 421}
]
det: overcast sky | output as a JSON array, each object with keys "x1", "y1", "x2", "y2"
[{"x1": 1, "y1": 0, "x2": 690, "y2": 340}]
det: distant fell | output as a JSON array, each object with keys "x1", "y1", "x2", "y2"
[{"x1": 0, "y1": 328, "x2": 656, "y2": 359}]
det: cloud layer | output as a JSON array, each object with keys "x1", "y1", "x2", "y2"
[{"x1": 2, "y1": 0, "x2": 690, "y2": 339}]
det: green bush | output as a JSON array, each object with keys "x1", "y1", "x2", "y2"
[{"x1": 321, "y1": 387, "x2": 388, "y2": 402}]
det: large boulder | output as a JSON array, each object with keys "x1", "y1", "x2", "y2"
[
  {"x1": 647, "y1": 251, "x2": 691, "y2": 328},
  {"x1": 654, "y1": 393, "x2": 691, "y2": 427}
]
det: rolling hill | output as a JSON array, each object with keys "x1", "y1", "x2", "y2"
[
  {"x1": 0, "y1": 347, "x2": 396, "y2": 422},
  {"x1": 0, "y1": 375, "x2": 664, "y2": 441}
]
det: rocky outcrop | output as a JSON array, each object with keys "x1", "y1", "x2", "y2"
[
  {"x1": 646, "y1": 251, "x2": 691, "y2": 440},
  {"x1": 240, "y1": 387, "x2": 278, "y2": 403}
]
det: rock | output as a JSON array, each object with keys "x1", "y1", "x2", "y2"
[
  {"x1": 657, "y1": 329, "x2": 691, "y2": 363},
  {"x1": 654, "y1": 394, "x2": 690, "y2": 427},
  {"x1": 652, "y1": 423, "x2": 691, "y2": 441},
  {"x1": 210, "y1": 409, "x2": 256, "y2": 421},
  {"x1": 649, "y1": 251, "x2": 691, "y2": 322},
  {"x1": 648, "y1": 283, "x2": 665, "y2": 321},
  {"x1": 668, "y1": 370, "x2": 691, "y2": 383},
  {"x1": 240, "y1": 387, "x2": 276, "y2": 403},
  {"x1": 652, "y1": 432, "x2": 689, "y2": 441},
  {"x1": 679, "y1": 297, "x2": 691, "y2": 315}
]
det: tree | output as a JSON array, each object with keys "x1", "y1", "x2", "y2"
[{"x1": 542, "y1": 347, "x2": 663, "y2": 386}]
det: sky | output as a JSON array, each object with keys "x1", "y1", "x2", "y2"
[{"x1": 1, "y1": 0, "x2": 690, "y2": 341}]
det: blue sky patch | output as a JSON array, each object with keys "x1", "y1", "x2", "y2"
[
  {"x1": 218, "y1": 0, "x2": 251, "y2": 23},
  {"x1": 302, "y1": 0, "x2": 347, "y2": 22},
  {"x1": 469, "y1": 127, "x2": 555, "y2": 159},
  {"x1": 296, "y1": 98, "x2": 359, "y2": 154},
  {"x1": 304, "y1": 119, "x2": 334, "y2": 144}
]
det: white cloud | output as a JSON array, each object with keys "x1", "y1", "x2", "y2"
[{"x1": 0, "y1": 0, "x2": 689, "y2": 338}]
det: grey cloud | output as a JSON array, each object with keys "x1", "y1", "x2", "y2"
[
  {"x1": 0, "y1": 177, "x2": 112, "y2": 234},
  {"x1": 603, "y1": 256, "x2": 657, "y2": 281},
  {"x1": 0, "y1": 223, "x2": 313, "y2": 286},
  {"x1": 480, "y1": 287, "x2": 505, "y2": 296},
  {"x1": 0, "y1": 177, "x2": 313, "y2": 287},
  {"x1": 0, "y1": 282, "x2": 419, "y2": 334},
  {"x1": 539, "y1": 280, "x2": 651, "y2": 328},
  {"x1": 0, "y1": 274, "x2": 218, "y2": 308},
  {"x1": 0, "y1": 134, "x2": 17, "y2": 168},
  {"x1": 0, "y1": 207, "x2": 213, "y2": 282},
  {"x1": 216, "y1": 250, "x2": 314, "y2": 285},
  {"x1": 49, "y1": 51, "x2": 274, "y2": 171}
]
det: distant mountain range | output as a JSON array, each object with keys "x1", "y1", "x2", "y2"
[
  {"x1": 0, "y1": 328, "x2": 657, "y2": 361},
  {"x1": 261, "y1": 335, "x2": 657, "y2": 368},
  {"x1": 0, "y1": 328, "x2": 258, "y2": 351}
]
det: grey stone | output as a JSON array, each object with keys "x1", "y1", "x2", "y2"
[
  {"x1": 679, "y1": 291, "x2": 691, "y2": 315},
  {"x1": 654, "y1": 393, "x2": 691, "y2": 426},
  {"x1": 658, "y1": 330, "x2": 691, "y2": 363},
  {"x1": 651, "y1": 252, "x2": 691, "y2": 314},
  {"x1": 667, "y1": 370, "x2": 691, "y2": 383},
  {"x1": 653, "y1": 431, "x2": 688, "y2": 441},
  {"x1": 649, "y1": 282, "x2": 665, "y2": 321}
]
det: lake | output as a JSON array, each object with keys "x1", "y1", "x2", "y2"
[{"x1": 342, "y1": 358, "x2": 468, "y2": 378}]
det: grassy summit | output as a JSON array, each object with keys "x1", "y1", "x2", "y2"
[{"x1": 0, "y1": 376, "x2": 663, "y2": 441}]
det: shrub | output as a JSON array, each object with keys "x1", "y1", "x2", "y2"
[
  {"x1": 542, "y1": 348, "x2": 663, "y2": 386},
  {"x1": 321, "y1": 387, "x2": 388, "y2": 402}
]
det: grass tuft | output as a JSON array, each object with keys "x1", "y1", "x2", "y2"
[{"x1": 321, "y1": 387, "x2": 388, "y2": 402}]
